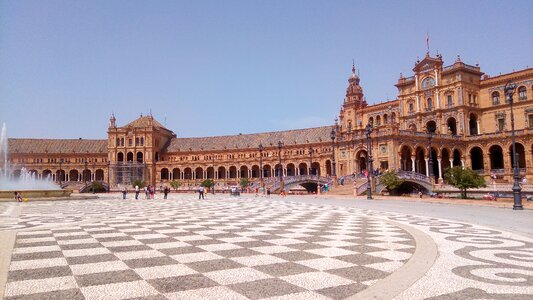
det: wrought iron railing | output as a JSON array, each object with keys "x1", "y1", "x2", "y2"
[
  {"x1": 396, "y1": 170, "x2": 431, "y2": 182},
  {"x1": 356, "y1": 181, "x2": 368, "y2": 195}
]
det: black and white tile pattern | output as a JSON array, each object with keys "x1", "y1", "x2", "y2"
[{"x1": 2, "y1": 197, "x2": 414, "y2": 299}]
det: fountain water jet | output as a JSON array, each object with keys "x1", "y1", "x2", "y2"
[{"x1": 0, "y1": 123, "x2": 71, "y2": 199}]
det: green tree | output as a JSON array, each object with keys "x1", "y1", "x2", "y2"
[
  {"x1": 201, "y1": 179, "x2": 214, "y2": 189},
  {"x1": 91, "y1": 181, "x2": 106, "y2": 193},
  {"x1": 444, "y1": 166, "x2": 486, "y2": 199},
  {"x1": 239, "y1": 178, "x2": 250, "y2": 189},
  {"x1": 169, "y1": 180, "x2": 181, "y2": 191},
  {"x1": 131, "y1": 179, "x2": 145, "y2": 189},
  {"x1": 379, "y1": 170, "x2": 404, "y2": 195}
]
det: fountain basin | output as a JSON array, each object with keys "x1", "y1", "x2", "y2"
[{"x1": 0, "y1": 189, "x2": 72, "y2": 200}]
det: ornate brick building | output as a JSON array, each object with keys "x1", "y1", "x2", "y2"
[{"x1": 7, "y1": 54, "x2": 533, "y2": 192}]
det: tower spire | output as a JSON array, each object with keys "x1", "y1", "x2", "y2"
[
  {"x1": 352, "y1": 59, "x2": 356, "y2": 77},
  {"x1": 426, "y1": 32, "x2": 430, "y2": 55}
]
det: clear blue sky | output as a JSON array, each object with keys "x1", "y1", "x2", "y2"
[{"x1": 1, "y1": 0, "x2": 531, "y2": 139}]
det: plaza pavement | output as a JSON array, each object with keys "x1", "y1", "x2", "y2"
[{"x1": 0, "y1": 193, "x2": 531, "y2": 299}]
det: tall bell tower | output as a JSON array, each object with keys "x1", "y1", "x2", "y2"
[{"x1": 339, "y1": 62, "x2": 367, "y2": 133}]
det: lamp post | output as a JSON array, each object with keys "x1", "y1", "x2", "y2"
[
  {"x1": 330, "y1": 129, "x2": 336, "y2": 177},
  {"x1": 308, "y1": 146, "x2": 313, "y2": 177},
  {"x1": 278, "y1": 141, "x2": 283, "y2": 192},
  {"x1": 84, "y1": 160, "x2": 88, "y2": 191},
  {"x1": 211, "y1": 155, "x2": 215, "y2": 195},
  {"x1": 59, "y1": 159, "x2": 63, "y2": 185},
  {"x1": 107, "y1": 161, "x2": 110, "y2": 193},
  {"x1": 92, "y1": 162, "x2": 96, "y2": 193},
  {"x1": 428, "y1": 129, "x2": 434, "y2": 181},
  {"x1": 505, "y1": 82, "x2": 523, "y2": 210},
  {"x1": 259, "y1": 144, "x2": 263, "y2": 190},
  {"x1": 365, "y1": 123, "x2": 373, "y2": 199}
]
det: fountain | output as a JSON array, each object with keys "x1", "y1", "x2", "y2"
[{"x1": 0, "y1": 123, "x2": 72, "y2": 199}]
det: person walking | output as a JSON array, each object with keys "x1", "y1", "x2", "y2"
[
  {"x1": 198, "y1": 186, "x2": 205, "y2": 199},
  {"x1": 150, "y1": 186, "x2": 155, "y2": 199},
  {"x1": 122, "y1": 187, "x2": 127, "y2": 199},
  {"x1": 135, "y1": 185, "x2": 140, "y2": 199},
  {"x1": 163, "y1": 186, "x2": 169, "y2": 199},
  {"x1": 144, "y1": 186, "x2": 149, "y2": 199}
]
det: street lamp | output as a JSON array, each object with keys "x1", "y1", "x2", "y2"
[
  {"x1": 365, "y1": 123, "x2": 373, "y2": 199},
  {"x1": 84, "y1": 160, "x2": 88, "y2": 191},
  {"x1": 59, "y1": 159, "x2": 63, "y2": 185},
  {"x1": 330, "y1": 129, "x2": 336, "y2": 177},
  {"x1": 107, "y1": 161, "x2": 110, "y2": 192},
  {"x1": 504, "y1": 82, "x2": 523, "y2": 210},
  {"x1": 259, "y1": 144, "x2": 263, "y2": 190},
  {"x1": 212, "y1": 155, "x2": 215, "y2": 195},
  {"x1": 308, "y1": 146, "x2": 313, "y2": 177},
  {"x1": 92, "y1": 161, "x2": 96, "y2": 194},
  {"x1": 427, "y1": 128, "x2": 434, "y2": 181},
  {"x1": 278, "y1": 141, "x2": 283, "y2": 191}
]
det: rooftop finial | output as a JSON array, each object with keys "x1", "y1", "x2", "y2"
[
  {"x1": 352, "y1": 59, "x2": 356, "y2": 77},
  {"x1": 426, "y1": 32, "x2": 430, "y2": 55}
]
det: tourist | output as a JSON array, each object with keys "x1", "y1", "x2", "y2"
[
  {"x1": 198, "y1": 186, "x2": 205, "y2": 199},
  {"x1": 150, "y1": 186, "x2": 155, "y2": 199},
  {"x1": 163, "y1": 186, "x2": 169, "y2": 199},
  {"x1": 135, "y1": 185, "x2": 140, "y2": 199},
  {"x1": 267, "y1": 188, "x2": 271, "y2": 197},
  {"x1": 122, "y1": 187, "x2": 127, "y2": 199},
  {"x1": 14, "y1": 191, "x2": 23, "y2": 202},
  {"x1": 144, "y1": 186, "x2": 149, "y2": 199}
]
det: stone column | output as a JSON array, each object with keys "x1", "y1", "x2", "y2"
[
  {"x1": 411, "y1": 156, "x2": 416, "y2": 172},
  {"x1": 449, "y1": 159, "x2": 453, "y2": 168},
  {"x1": 437, "y1": 158, "x2": 443, "y2": 182},
  {"x1": 461, "y1": 159, "x2": 465, "y2": 168},
  {"x1": 424, "y1": 159, "x2": 429, "y2": 176},
  {"x1": 477, "y1": 120, "x2": 481, "y2": 134}
]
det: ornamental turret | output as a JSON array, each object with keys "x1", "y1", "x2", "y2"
[{"x1": 344, "y1": 62, "x2": 367, "y2": 108}]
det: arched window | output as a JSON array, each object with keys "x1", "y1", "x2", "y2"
[
  {"x1": 376, "y1": 116, "x2": 381, "y2": 126},
  {"x1": 492, "y1": 92, "x2": 500, "y2": 105},
  {"x1": 518, "y1": 86, "x2": 527, "y2": 101},
  {"x1": 421, "y1": 77, "x2": 435, "y2": 89}
]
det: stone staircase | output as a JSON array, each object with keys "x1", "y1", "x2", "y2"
[{"x1": 329, "y1": 178, "x2": 368, "y2": 196}]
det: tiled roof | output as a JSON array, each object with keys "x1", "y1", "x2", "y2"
[
  {"x1": 8, "y1": 139, "x2": 107, "y2": 154},
  {"x1": 123, "y1": 116, "x2": 172, "y2": 132},
  {"x1": 167, "y1": 126, "x2": 334, "y2": 152},
  {"x1": 7, "y1": 126, "x2": 334, "y2": 154}
]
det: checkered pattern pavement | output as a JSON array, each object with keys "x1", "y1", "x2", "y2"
[{"x1": 3, "y1": 198, "x2": 415, "y2": 299}]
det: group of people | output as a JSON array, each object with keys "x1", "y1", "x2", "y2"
[{"x1": 121, "y1": 185, "x2": 171, "y2": 200}]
